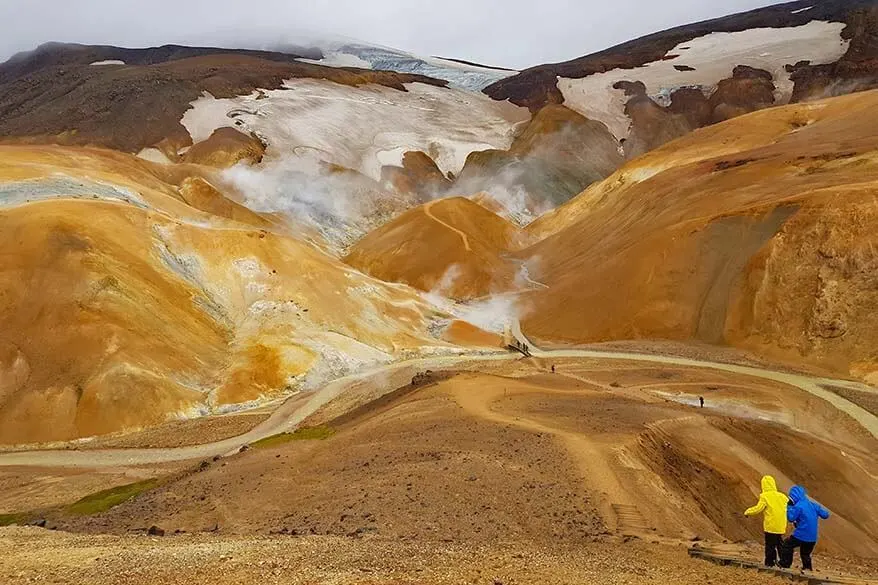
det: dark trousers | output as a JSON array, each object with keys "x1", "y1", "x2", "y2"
[
  {"x1": 764, "y1": 532, "x2": 784, "y2": 567},
  {"x1": 779, "y1": 536, "x2": 816, "y2": 571}
]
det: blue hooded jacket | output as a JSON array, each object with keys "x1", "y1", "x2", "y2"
[{"x1": 787, "y1": 485, "x2": 830, "y2": 543}]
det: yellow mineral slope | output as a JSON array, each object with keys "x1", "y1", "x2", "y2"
[
  {"x1": 0, "y1": 145, "x2": 453, "y2": 444},
  {"x1": 520, "y1": 90, "x2": 878, "y2": 381},
  {"x1": 344, "y1": 196, "x2": 529, "y2": 300}
]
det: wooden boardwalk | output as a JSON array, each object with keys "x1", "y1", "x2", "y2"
[{"x1": 688, "y1": 547, "x2": 878, "y2": 585}]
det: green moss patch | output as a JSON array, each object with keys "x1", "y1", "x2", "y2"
[
  {"x1": 67, "y1": 479, "x2": 159, "y2": 516},
  {"x1": 251, "y1": 426, "x2": 335, "y2": 449},
  {"x1": 0, "y1": 513, "x2": 29, "y2": 527}
]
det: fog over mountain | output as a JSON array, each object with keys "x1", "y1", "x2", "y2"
[{"x1": 1, "y1": 0, "x2": 779, "y2": 67}]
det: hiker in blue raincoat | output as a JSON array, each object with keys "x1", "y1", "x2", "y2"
[{"x1": 779, "y1": 485, "x2": 830, "y2": 572}]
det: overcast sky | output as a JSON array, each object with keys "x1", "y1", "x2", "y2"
[{"x1": 1, "y1": 0, "x2": 782, "y2": 69}]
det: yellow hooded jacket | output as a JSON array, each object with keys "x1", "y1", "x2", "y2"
[{"x1": 745, "y1": 475, "x2": 789, "y2": 534}]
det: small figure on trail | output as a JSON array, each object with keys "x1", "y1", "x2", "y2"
[
  {"x1": 779, "y1": 485, "x2": 830, "y2": 572},
  {"x1": 699, "y1": 396, "x2": 705, "y2": 408},
  {"x1": 744, "y1": 475, "x2": 789, "y2": 567},
  {"x1": 551, "y1": 365, "x2": 556, "y2": 374}
]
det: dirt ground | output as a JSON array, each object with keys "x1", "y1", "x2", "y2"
[
  {"x1": 59, "y1": 412, "x2": 270, "y2": 451},
  {"x1": 0, "y1": 527, "x2": 790, "y2": 585},
  {"x1": 3, "y1": 357, "x2": 878, "y2": 583}
]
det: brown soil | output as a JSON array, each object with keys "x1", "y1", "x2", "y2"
[
  {"x1": 0, "y1": 527, "x2": 791, "y2": 585},
  {"x1": 73, "y1": 412, "x2": 271, "y2": 450},
  {"x1": 518, "y1": 90, "x2": 878, "y2": 382},
  {"x1": 0, "y1": 44, "x2": 446, "y2": 154},
  {"x1": 0, "y1": 464, "x2": 182, "y2": 514},
  {"x1": 57, "y1": 385, "x2": 603, "y2": 541},
  {"x1": 181, "y1": 127, "x2": 265, "y2": 168},
  {"x1": 716, "y1": 418, "x2": 878, "y2": 542},
  {"x1": 2, "y1": 358, "x2": 878, "y2": 581},
  {"x1": 21, "y1": 362, "x2": 872, "y2": 558},
  {"x1": 621, "y1": 65, "x2": 779, "y2": 160},
  {"x1": 484, "y1": 1, "x2": 874, "y2": 112},
  {"x1": 344, "y1": 197, "x2": 526, "y2": 299},
  {"x1": 441, "y1": 320, "x2": 504, "y2": 348},
  {"x1": 0, "y1": 145, "x2": 447, "y2": 444}
]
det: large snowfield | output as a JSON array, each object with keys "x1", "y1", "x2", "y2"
[
  {"x1": 181, "y1": 79, "x2": 529, "y2": 181},
  {"x1": 558, "y1": 21, "x2": 850, "y2": 141}
]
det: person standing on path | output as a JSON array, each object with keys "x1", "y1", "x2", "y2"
[
  {"x1": 699, "y1": 396, "x2": 705, "y2": 408},
  {"x1": 744, "y1": 475, "x2": 789, "y2": 567},
  {"x1": 779, "y1": 485, "x2": 830, "y2": 572}
]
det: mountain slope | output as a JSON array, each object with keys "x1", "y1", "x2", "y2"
[
  {"x1": 0, "y1": 145, "x2": 457, "y2": 444},
  {"x1": 301, "y1": 42, "x2": 517, "y2": 91},
  {"x1": 452, "y1": 105, "x2": 623, "y2": 220},
  {"x1": 485, "y1": 1, "x2": 877, "y2": 159},
  {"x1": 0, "y1": 43, "x2": 447, "y2": 156},
  {"x1": 520, "y1": 89, "x2": 878, "y2": 380},
  {"x1": 344, "y1": 197, "x2": 527, "y2": 300}
]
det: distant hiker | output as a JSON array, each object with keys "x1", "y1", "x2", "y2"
[
  {"x1": 779, "y1": 485, "x2": 830, "y2": 572},
  {"x1": 551, "y1": 365, "x2": 556, "y2": 374},
  {"x1": 744, "y1": 475, "x2": 789, "y2": 567},
  {"x1": 699, "y1": 396, "x2": 705, "y2": 408}
]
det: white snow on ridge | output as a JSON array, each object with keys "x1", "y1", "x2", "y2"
[
  {"x1": 299, "y1": 52, "x2": 372, "y2": 69},
  {"x1": 791, "y1": 6, "x2": 814, "y2": 15},
  {"x1": 90, "y1": 59, "x2": 126, "y2": 66},
  {"x1": 558, "y1": 21, "x2": 849, "y2": 141},
  {"x1": 181, "y1": 78, "x2": 529, "y2": 181},
  {"x1": 301, "y1": 43, "x2": 517, "y2": 91}
]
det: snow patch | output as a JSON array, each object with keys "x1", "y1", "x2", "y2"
[
  {"x1": 181, "y1": 79, "x2": 528, "y2": 182},
  {"x1": 299, "y1": 52, "x2": 372, "y2": 69},
  {"x1": 791, "y1": 6, "x2": 814, "y2": 15},
  {"x1": 136, "y1": 148, "x2": 172, "y2": 164},
  {"x1": 89, "y1": 59, "x2": 125, "y2": 66},
  {"x1": 310, "y1": 43, "x2": 517, "y2": 91},
  {"x1": 558, "y1": 21, "x2": 850, "y2": 141}
]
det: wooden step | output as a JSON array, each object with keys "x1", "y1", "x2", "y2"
[{"x1": 688, "y1": 548, "x2": 878, "y2": 585}]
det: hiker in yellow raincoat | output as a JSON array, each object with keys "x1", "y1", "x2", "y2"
[{"x1": 745, "y1": 475, "x2": 789, "y2": 567}]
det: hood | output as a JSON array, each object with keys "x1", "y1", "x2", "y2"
[
  {"x1": 789, "y1": 485, "x2": 806, "y2": 504},
  {"x1": 761, "y1": 475, "x2": 778, "y2": 493}
]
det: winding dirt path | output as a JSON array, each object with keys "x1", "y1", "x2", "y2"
[
  {"x1": 1, "y1": 342, "x2": 876, "y2": 469},
  {"x1": 424, "y1": 200, "x2": 471, "y2": 251},
  {"x1": 509, "y1": 321, "x2": 878, "y2": 440}
]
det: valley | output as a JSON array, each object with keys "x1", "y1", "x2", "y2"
[{"x1": 2, "y1": 1, "x2": 878, "y2": 582}]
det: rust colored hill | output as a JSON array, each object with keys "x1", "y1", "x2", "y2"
[
  {"x1": 520, "y1": 90, "x2": 878, "y2": 381},
  {"x1": 344, "y1": 197, "x2": 526, "y2": 300},
  {"x1": 181, "y1": 127, "x2": 265, "y2": 168},
  {"x1": 380, "y1": 151, "x2": 451, "y2": 200},
  {"x1": 0, "y1": 43, "x2": 446, "y2": 156},
  {"x1": 0, "y1": 145, "x2": 449, "y2": 444},
  {"x1": 453, "y1": 105, "x2": 622, "y2": 213},
  {"x1": 485, "y1": 0, "x2": 876, "y2": 112}
]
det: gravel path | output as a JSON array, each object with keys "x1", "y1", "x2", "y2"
[{"x1": 1, "y1": 343, "x2": 875, "y2": 468}]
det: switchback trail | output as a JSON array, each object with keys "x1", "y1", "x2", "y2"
[{"x1": 424, "y1": 200, "x2": 472, "y2": 251}]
